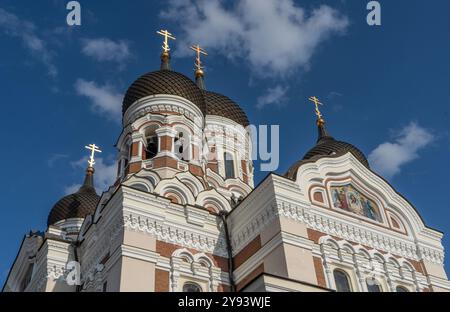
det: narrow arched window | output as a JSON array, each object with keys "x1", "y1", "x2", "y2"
[
  {"x1": 127, "y1": 142, "x2": 133, "y2": 161},
  {"x1": 366, "y1": 278, "x2": 382, "y2": 292},
  {"x1": 224, "y1": 152, "x2": 235, "y2": 179},
  {"x1": 174, "y1": 131, "x2": 190, "y2": 161},
  {"x1": 333, "y1": 269, "x2": 352, "y2": 292},
  {"x1": 144, "y1": 126, "x2": 159, "y2": 159},
  {"x1": 182, "y1": 282, "x2": 202, "y2": 292},
  {"x1": 396, "y1": 286, "x2": 409, "y2": 292}
]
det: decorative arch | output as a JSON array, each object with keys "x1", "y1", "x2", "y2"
[
  {"x1": 319, "y1": 235, "x2": 340, "y2": 249},
  {"x1": 123, "y1": 173, "x2": 159, "y2": 193},
  {"x1": 294, "y1": 153, "x2": 434, "y2": 240},
  {"x1": 196, "y1": 189, "x2": 231, "y2": 212},
  {"x1": 172, "y1": 248, "x2": 195, "y2": 263},
  {"x1": 337, "y1": 241, "x2": 356, "y2": 254},
  {"x1": 386, "y1": 209, "x2": 409, "y2": 234},
  {"x1": 169, "y1": 248, "x2": 221, "y2": 292},
  {"x1": 155, "y1": 179, "x2": 196, "y2": 205},
  {"x1": 175, "y1": 172, "x2": 205, "y2": 197}
]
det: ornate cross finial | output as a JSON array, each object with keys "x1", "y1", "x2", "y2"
[
  {"x1": 157, "y1": 29, "x2": 176, "y2": 53},
  {"x1": 190, "y1": 44, "x2": 208, "y2": 76},
  {"x1": 308, "y1": 96, "x2": 324, "y2": 122},
  {"x1": 85, "y1": 144, "x2": 102, "y2": 168}
]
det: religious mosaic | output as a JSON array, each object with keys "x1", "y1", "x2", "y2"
[{"x1": 331, "y1": 184, "x2": 382, "y2": 222}]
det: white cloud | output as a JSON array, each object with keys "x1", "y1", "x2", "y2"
[
  {"x1": 66, "y1": 157, "x2": 117, "y2": 194},
  {"x1": 74, "y1": 79, "x2": 122, "y2": 122},
  {"x1": 81, "y1": 38, "x2": 131, "y2": 67},
  {"x1": 160, "y1": 0, "x2": 348, "y2": 77},
  {"x1": 0, "y1": 8, "x2": 57, "y2": 77},
  {"x1": 368, "y1": 122, "x2": 434, "y2": 179},
  {"x1": 256, "y1": 85, "x2": 289, "y2": 109}
]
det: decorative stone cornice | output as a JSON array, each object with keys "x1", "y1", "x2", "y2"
[
  {"x1": 123, "y1": 95, "x2": 204, "y2": 127},
  {"x1": 231, "y1": 197, "x2": 444, "y2": 265},
  {"x1": 124, "y1": 213, "x2": 228, "y2": 257}
]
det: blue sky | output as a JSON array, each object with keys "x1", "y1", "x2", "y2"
[{"x1": 0, "y1": 0, "x2": 449, "y2": 285}]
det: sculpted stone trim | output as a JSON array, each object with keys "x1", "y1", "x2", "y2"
[
  {"x1": 169, "y1": 248, "x2": 222, "y2": 292},
  {"x1": 231, "y1": 197, "x2": 444, "y2": 265},
  {"x1": 296, "y1": 153, "x2": 442, "y2": 242},
  {"x1": 317, "y1": 235, "x2": 430, "y2": 292},
  {"x1": 123, "y1": 212, "x2": 228, "y2": 257},
  {"x1": 123, "y1": 95, "x2": 204, "y2": 128}
]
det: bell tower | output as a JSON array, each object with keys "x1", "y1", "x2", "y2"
[{"x1": 115, "y1": 30, "x2": 253, "y2": 204}]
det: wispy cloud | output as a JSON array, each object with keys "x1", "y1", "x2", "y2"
[
  {"x1": 47, "y1": 153, "x2": 69, "y2": 168},
  {"x1": 65, "y1": 157, "x2": 117, "y2": 194},
  {"x1": 160, "y1": 0, "x2": 348, "y2": 78},
  {"x1": 0, "y1": 8, "x2": 57, "y2": 77},
  {"x1": 256, "y1": 85, "x2": 289, "y2": 109},
  {"x1": 81, "y1": 38, "x2": 132, "y2": 68},
  {"x1": 74, "y1": 79, "x2": 122, "y2": 122},
  {"x1": 368, "y1": 122, "x2": 434, "y2": 179},
  {"x1": 326, "y1": 91, "x2": 344, "y2": 112}
]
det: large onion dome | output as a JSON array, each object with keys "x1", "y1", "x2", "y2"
[
  {"x1": 203, "y1": 91, "x2": 249, "y2": 127},
  {"x1": 47, "y1": 167, "x2": 99, "y2": 226},
  {"x1": 121, "y1": 52, "x2": 249, "y2": 127},
  {"x1": 122, "y1": 70, "x2": 206, "y2": 115},
  {"x1": 286, "y1": 120, "x2": 369, "y2": 179}
]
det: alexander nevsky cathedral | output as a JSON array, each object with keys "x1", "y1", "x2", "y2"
[{"x1": 3, "y1": 30, "x2": 450, "y2": 292}]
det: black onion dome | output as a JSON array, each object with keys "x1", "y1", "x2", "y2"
[
  {"x1": 203, "y1": 91, "x2": 249, "y2": 127},
  {"x1": 47, "y1": 169, "x2": 99, "y2": 226},
  {"x1": 286, "y1": 123, "x2": 369, "y2": 179},
  {"x1": 122, "y1": 70, "x2": 206, "y2": 115},
  {"x1": 303, "y1": 137, "x2": 369, "y2": 166}
]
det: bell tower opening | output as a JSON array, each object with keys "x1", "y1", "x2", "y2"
[{"x1": 144, "y1": 125, "x2": 159, "y2": 160}]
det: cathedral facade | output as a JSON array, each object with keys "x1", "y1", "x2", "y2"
[{"x1": 3, "y1": 32, "x2": 450, "y2": 292}]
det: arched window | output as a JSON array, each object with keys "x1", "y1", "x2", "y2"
[
  {"x1": 144, "y1": 126, "x2": 159, "y2": 159},
  {"x1": 396, "y1": 286, "x2": 409, "y2": 292},
  {"x1": 366, "y1": 278, "x2": 382, "y2": 292},
  {"x1": 182, "y1": 282, "x2": 202, "y2": 292},
  {"x1": 121, "y1": 140, "x2": 132, "y2": 174},
  {"x1": 224, "y1": 152, "x2": 235, "y2": 179},
  {"x1": 333, "y1": 269, "x2": 352, "y2": 292},
  {"x1": 174, "y1": 131, "x2": 190, "y2": 161}
]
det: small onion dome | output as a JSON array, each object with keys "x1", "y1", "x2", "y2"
[
  {"x1": 47, "y1": 167, "x2": 99, "y2": 226},
  {"x1": 203, "y1": 91, "x2": 250, "y2": 127},
  {"x1": 286, "y1": 122, "x2": 369, "y2": 179}
]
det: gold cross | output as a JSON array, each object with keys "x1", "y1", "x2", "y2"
[
  {"x1": 157, "y1": 29, "x2": 176, "y2": 53},
  {"x1": 85, "y1": 144, "x2": 102, "y2": 168},
  {"x1": 308, "y1": 96, "x2": 323, "y2": 120},
  {"x1": 190, "y1": 44, "x2": 208, "y2": 71}
]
